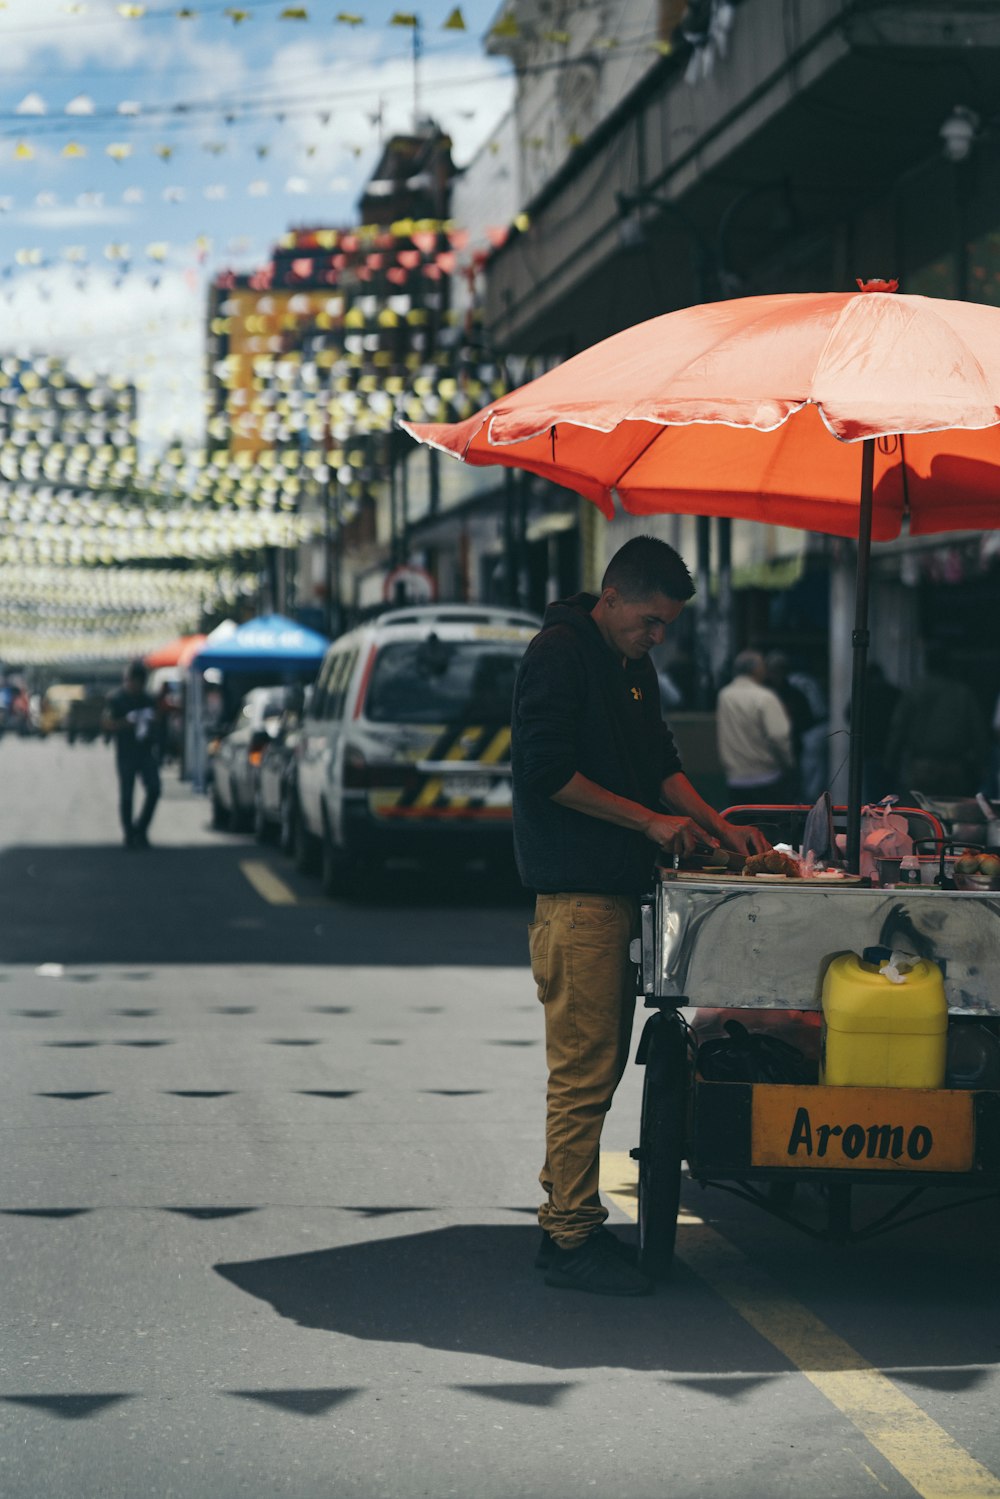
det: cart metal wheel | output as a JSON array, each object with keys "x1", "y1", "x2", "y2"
[{"x1": 636, "y1": 1009, "x2": 689, "y2": 1281}]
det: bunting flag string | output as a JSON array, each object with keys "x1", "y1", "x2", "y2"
[
  {"x1": 0, "y1": 211, "x2": 530, "y2": 288},
  {"x1": 0, "y1": 563, "x2": 256, "y2": 664}
]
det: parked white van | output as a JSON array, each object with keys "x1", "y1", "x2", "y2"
[{"x1": 294, "y1": 603, "x2": 541, "y2": 894}]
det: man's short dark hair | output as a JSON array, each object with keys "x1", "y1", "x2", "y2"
[
  {"x1": 601, "y1": 535, "x2": 695, "y2": 604},
  {"x1": 126, "y1": 659, "x2": 148, "y2": 687}
]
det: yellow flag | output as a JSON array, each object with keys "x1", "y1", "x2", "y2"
[
  {"x1": 390, "y1": 11, "x2": 418, "y2": 26},
  {"x1": 442, "y1": 5, "x2": 465, "y2": 27}
]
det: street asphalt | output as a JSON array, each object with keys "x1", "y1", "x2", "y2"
[{"x1": 1, "y1": 736, "x2": 999, "y2": 1499}]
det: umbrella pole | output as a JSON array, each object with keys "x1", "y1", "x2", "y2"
[{"x1": 846, "y1": 438, "x2": 875, "y2": 874}]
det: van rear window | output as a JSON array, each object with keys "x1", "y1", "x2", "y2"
[{"x1": 365, "y1": 638, "x2": 526, "y2": 724}]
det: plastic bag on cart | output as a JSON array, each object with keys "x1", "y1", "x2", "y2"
[
  {"x1": 858, "y1": 799, "x2": 913, "y2": 881},
  {"x1": 697, "y1": 1019, "x2": 816, "y2": 1085}
]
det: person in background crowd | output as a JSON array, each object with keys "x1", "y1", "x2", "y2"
[
  {"x1": 885, "y1": 650, "x2": 989, "y2": 797},
  {"x1": 102, "y1": 660, "x2": 163, "y2": 849},
  {"x1": 716, "y1": 649, "x2": 796, "y2": 804},
  {"x1": 787, "y1": 663, "x2": 829, "y2": 803},
  {"x1": 764, "y1": 651, "x2": 815, "y2": 799}
]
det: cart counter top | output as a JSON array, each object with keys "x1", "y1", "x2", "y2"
[{"x1": 642, "y1": 876, "x2": 1000, "y2": 1015}]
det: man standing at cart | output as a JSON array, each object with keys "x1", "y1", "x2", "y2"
[{"x1": 512, "y1": 535, "x2": 767, "y2": 1296}]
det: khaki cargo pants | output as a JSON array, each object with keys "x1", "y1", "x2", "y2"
[{"x1": 529, "y1": 892, "x2": 640, "y2": 1249}]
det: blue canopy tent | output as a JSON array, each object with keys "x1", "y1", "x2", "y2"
[
  {"x1": 188, "y1": 615, "x2": 329, "y2": 791},
  {"x1": 191, "y1": 614, "x2": 329, "y2": 673}
]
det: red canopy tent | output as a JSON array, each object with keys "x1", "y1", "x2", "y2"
[{"x1": 145, "y1": 634, "x2": 207, "y2": 670}]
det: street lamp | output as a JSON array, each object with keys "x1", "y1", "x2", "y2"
[{"x1": 940, "y1": 105, "x2": 979, "y2": 164}]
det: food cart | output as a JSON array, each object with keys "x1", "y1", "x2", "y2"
[
  {"x1": 630, "y1": 852, "x2": 1000, "y2": 1277},
  {"x1": 402, "y1": 284, "x2": 1000, "y2": 1276}
]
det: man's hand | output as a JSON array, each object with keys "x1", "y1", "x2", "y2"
[
  {"x1": 642, "y1": 814, "x2": 706, "y2": 858},
  {"x1": 717, "y1": 821, "x2": 770, "y2": 856}
]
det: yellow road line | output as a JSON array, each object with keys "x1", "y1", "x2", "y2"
[
  {"x1": 239, "y1": 859, "x2": 299, "y2": 906},
  {"x1": 602, "y1": 1152, "x2": 1000, "y2": 1499}
]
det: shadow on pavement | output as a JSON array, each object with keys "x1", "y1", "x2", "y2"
[
  {"x1": 217, "y1": 1222, "x2": 772, "y2": 1376},
  {"x1": 0, "y1": 844, "x2": 530, "y2": 967},
  {"x1": 216, "y1": 1214, "x2": 1000, "y2": 1379}
]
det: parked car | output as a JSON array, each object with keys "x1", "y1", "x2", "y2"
[
  {"x1": 253, "y1": 686, "x2": 310, "y2": 850},
  {"x1": 295, "y1": 603, "x2": 541, "y2": 895},
  {"x1": 210, "y1": 686, "x2": 295, "y2": 832}
]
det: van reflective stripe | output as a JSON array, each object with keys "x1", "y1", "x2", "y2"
[
  {"x1": 384, "y1": 721, "x2": 512, "y2": 813},
  {"x1": 478, "y1": 726, "x2": 511, "y2": 764},
  {"x1": 352, "y1": 645, "x2": 378, "y2": 720},
  {"x1": 411, "y1": 725, "x2": 484, "y2": 809}
]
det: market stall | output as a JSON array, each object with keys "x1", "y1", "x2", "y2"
[{"x1": 403, "y1": 283, "x2": 1000, "y2": 1272}]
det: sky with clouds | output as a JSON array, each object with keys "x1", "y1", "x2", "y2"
[{"x1": 0, "y1": 0, "x2": 513, "y2": 450}]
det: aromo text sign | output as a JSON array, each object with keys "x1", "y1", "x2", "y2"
[{"x1": 751, "y1": 1084, "x2": 975, "y2": 1173}]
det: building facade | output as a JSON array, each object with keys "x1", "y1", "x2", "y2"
[{"x1": 471, "y1": 0, "x2": 1000, "y2": 782}]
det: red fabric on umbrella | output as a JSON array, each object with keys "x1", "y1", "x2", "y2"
[{"x1": 404, "y1": 290, "x2": 1000, "y2": 538}]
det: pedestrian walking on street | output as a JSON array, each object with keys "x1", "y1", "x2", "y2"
[
  {"x1": 511, "y1": 535, "x2": 767, "y2": 1297},
  {"x1": 103, "y1": 660, "x2": 162, "y2": 849},
  {"x1": 716, "y1": 649, "x2": 796, "y2": 805}
]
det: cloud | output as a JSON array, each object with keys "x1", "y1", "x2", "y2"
[
  {"x1": 3, "y1": 264, "x2": 206, "y2": 452},
  {"x1": 13, "y1": 204, "x2": 134, "y2": 228},
  {"x1": 260, "y1": 39, "x2": 513, "y2": 179},
  {"x1": 0, "y1": 0, "x2": 162, "y2": 72}
]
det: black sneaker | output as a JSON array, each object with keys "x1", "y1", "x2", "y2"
[
  {"x1": 543, "y1": 1233, "x2": 653, "y2": 1296},
  {"x1": 133, "y1": 829, "x2": 151, "y2": 849},
  {"x1": 534, "y1": 1225, "x2": 636, "y2": 1271}
]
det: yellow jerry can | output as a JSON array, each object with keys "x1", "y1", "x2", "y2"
[{"x1": 820, "y1": 947, "x2": 948, "y2": 1089}]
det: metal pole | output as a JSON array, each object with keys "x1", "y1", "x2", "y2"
[
  {"x1": 400, "y1": 452, "x2": 409, "y2": 563},
  {"x1": 389, "y1": 455, "x2": 399, "y2": 568},
  {"x1": 694, "y1": 514, "x2": 712, "y2": 709},
  {"x1": 332, "y1": 474, "x2": 343, "y2": 637},
  {"x1": 846, "y1": 438, "x2": 875, "y2": 875},
  {"x1": 715, "y1": 516, "x2": 733, "y2": 684},
  {"x1": 323, "y1": 473, "x2": 333, "y2": 638},
  {"x1": 503, "y1": 467, "x2": 517, "y2": 605},
  {"x1": 517, "y1": 469, "x2": 529, "y2": 608}
]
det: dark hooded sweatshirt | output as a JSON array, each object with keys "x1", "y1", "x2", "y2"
[{"x1": 511, "y1": 593, "x2": 683, "y2": 895}]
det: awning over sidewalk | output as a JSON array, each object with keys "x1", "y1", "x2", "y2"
[{"x1": 190, "y1": 613, "x2": 328, "y2": 673}]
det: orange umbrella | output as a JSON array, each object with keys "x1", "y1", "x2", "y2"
[
  {"x1": 145, "y1": 633, "x2": 207, "y2": 669},
  {"x1": 403, "y1": 286, "x2": 1000, "y2": 869}
]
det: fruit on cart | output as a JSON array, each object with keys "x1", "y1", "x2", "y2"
[{"x1": 953, "y1": 849, "x2": 1000, "y2": 890}]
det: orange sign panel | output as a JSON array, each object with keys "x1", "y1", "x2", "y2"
[{"x1": 751, "y1": 1085, "x2": 975, "y2": 1173}]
